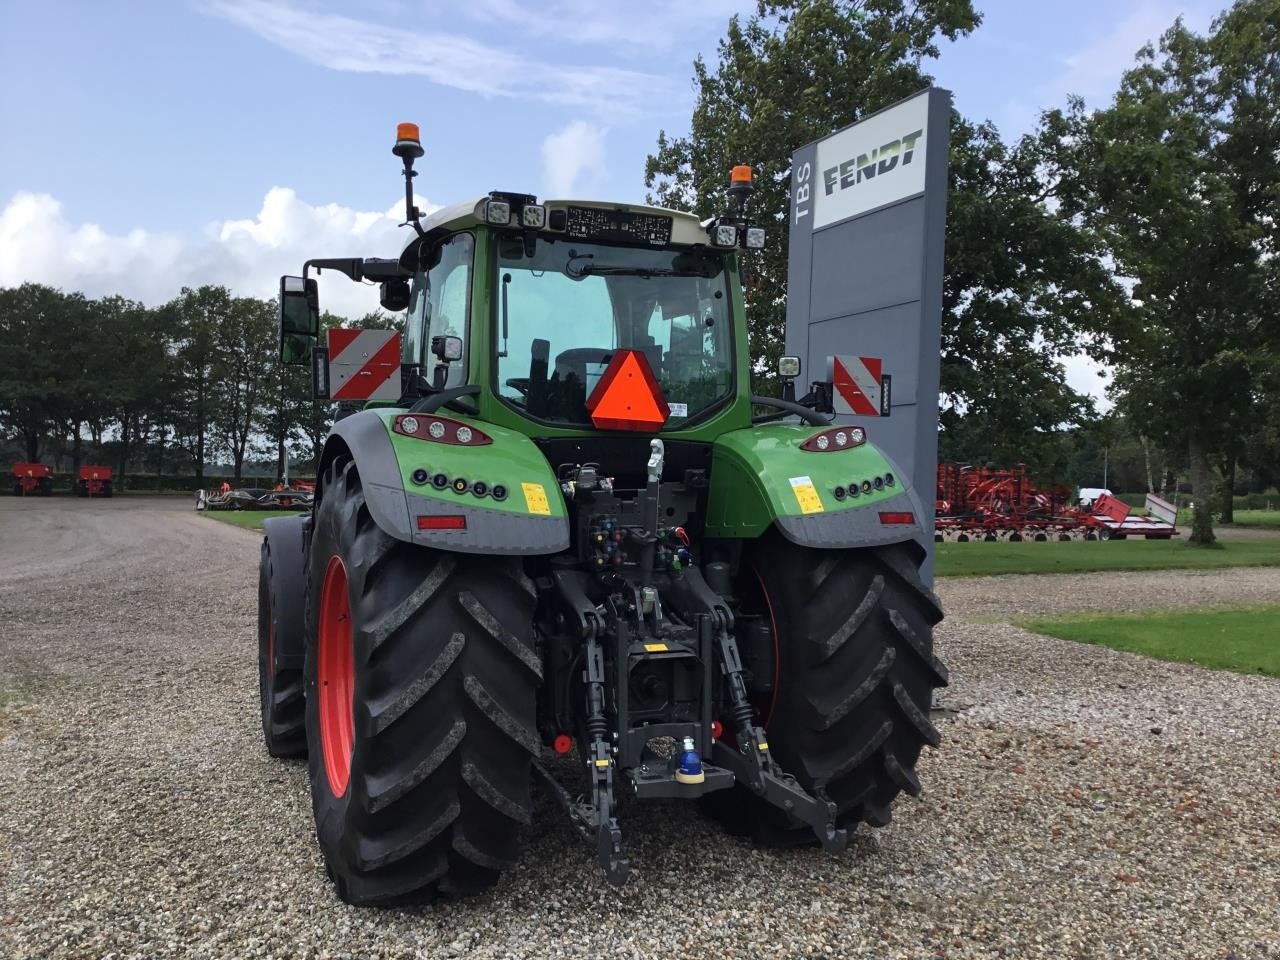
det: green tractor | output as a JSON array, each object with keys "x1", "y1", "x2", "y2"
[{"x1": 258, "y1": 122, "x2": 947, "y2": 904}]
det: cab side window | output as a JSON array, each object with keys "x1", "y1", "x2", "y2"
[{"x1": 423, "y1": 233, "x2": 474, "y2": 388}]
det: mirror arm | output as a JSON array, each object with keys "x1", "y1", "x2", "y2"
[{"x1": 304, "y1": 258, "x2": 365, "y2": 283}]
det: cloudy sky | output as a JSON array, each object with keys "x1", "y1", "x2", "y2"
[{"x1": 1, "y1": 0, "x2": 1223, "y2": 398}]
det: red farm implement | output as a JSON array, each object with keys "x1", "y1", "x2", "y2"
[
  {"x1": 934, "y1": 463, "x2": 1178, "y2": 541},
  {"x1": 11, "y1": 462, "x2": 53, "y2": 497},
  {"x1": 77, "y1": 465, "x2": 114, "y2": 497}
]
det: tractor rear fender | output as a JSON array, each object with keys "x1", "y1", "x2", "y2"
[
  {"x1": 261, "y1": 513, "x2": 308, "y2": 671},
  {"x1": 318, "y1": 408, "x2": 569, "y2": 555},
  {"x1": 705, "y1": 423, "x2": 927, "y2": 548}
]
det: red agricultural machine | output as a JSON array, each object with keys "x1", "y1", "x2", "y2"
[
  {"x1": 76, "y1": 465, "x2": 114, "y2": 497},
  {"x1": 935, "y1": 462, "x2": 1178, "y2": 541},
  {"x1": 10, "y1": 462, "x2": 53, "y2": 497}
]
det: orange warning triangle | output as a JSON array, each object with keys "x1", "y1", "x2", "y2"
[{"x1": 586, "y1": 350, "x2": 670, "y2": 432}]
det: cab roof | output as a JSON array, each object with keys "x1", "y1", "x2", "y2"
[{"x1": 399, "y1": 197, "x2": 712, "y2": 271}]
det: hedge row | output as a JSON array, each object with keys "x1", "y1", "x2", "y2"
[{"x1": 1115, "y1": 491, "x2": 1278, "y2": 510}]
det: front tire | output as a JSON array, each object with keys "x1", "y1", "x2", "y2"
[
  {"x1": 305, "y1": 458, "x2": 540, "y2": 905},
  {"x1": 706, "y1": 534, "x2": 947, "y2": 841}
]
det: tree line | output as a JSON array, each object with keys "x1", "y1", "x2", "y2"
[
  {"x1": 646, "y1": 0, "x2": 1280, "y2": 541},
  {"x1": 0, "y1": 283, "x2": 392, "y2": 486}
]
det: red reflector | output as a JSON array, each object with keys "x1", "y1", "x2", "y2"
[
  {"x1": 553, "y1": 733, "x2": 573, "y2": 755},
  {"x1": 585, "y1": 349, "x2": 670, "y2": 432},
  {"x1": 417, "y1": 515, "x2": 467, "y2": 530},
  {"x1": 710, "y1": 720, "x2": 723, "y2": 740},
  {"x1": 878, "y1": 511, "x2": 915, "y2": 525}
]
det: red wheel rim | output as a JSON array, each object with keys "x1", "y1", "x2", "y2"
[{"x1": 318, "y1": 555, "x2": 355, "y2": 796}]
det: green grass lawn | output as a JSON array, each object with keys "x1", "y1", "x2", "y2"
[
  {"x1": 935, "y1": 538, "x2": 1280, "y2": 578},
  {"x1": 1019, "y1": 604, "x2": 1280, "y2": 677},
  {"x1": 202, "y1": 509, "x2": 304, "y2": 531}
]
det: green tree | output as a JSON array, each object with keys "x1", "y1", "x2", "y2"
[
  {"x1": 167, "y1": 286, "x2": 232, "y2": 485},
  {"x1": 0, "y1": 283, "x2": 70, "y2": 461},
  {"x1": 646, "y1": 1, "x2": 1125, "y2": 474},
  {"x1": 1075, "y1": 4, "x2": 1278, "y2": 543},
  {"x1": 645, "y1": 0, "x2": 980, "y2": 389},
  {"x1": 211, "y1": 295, "x2": 276, "y2": 482}
]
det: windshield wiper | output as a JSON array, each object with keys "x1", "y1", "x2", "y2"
[{"x1": 568, "y1": 264, "x2": 710, "y2": 280}]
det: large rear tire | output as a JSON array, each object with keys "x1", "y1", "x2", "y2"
[
  {"x1": 305, "y1": 458, "x2": 540, "y2": 905},
  {"x1": 705, "y1": 534, "x2": 947, "y2": 842},
  {"x1": 259, "y1": 538, "x2": 307, "y2": 758}
]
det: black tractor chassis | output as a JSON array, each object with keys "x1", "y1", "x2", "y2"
[{"x1": 533, "y1": 441, "x2": 847, "y2": 885}]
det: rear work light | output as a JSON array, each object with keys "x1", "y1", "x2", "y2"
[
  {"x1": 417, "y1": 515, "x2": 467, "y2": 530},
  {"x1": 800, "y1": 426, "x2": 866, "y2": 451},
  {"x1": 878, "y1": 512, "x2": 915, "y2": 525},
  {"x1": 393, "y1": 414, "x2": 492, "y2": 446}
]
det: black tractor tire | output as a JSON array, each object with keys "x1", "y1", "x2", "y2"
[
  {"x1": 259, "y1": 536, "x2": 308, "y2": 758},
  {"x1": 39, "y1": 478, "x2": 52, "y2": 496},
  {"x1": 704, "y1": 534, "x2": 947, "y2": 843},
  {"x1": 304, "y1": 458, "x2": 540, "y2": 905},
  {"x1": 102, "y1": 481, "x2": 113, "y2": 498},
  {"x1": 76, "y1": 481, "x2": 87, "y2": 497}
]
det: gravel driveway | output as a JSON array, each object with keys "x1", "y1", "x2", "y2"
[{"x1": 1, "y1": 497, "x2": 1277, "y2": 959}]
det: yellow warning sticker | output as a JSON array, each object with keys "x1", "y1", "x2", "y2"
[
  {"x1": 643, "y1": 643, "x2": 669, "y2": 653},
  {"x1": 595, "y1": 759, "x2": 610, "y2": 768},
  {"x1": 521, "y1": 482, "x2": 551, "y2": 516},
  {"x1": 788, "y1": 476, "x2": 824, "y2": 514}
]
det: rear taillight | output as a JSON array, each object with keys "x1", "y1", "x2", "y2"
[
  {"x1": 394, "y1": 414, "x2": 492, "y2": 446},
  {"x1": 800, "y1": 426, "x2": 866, "y2": 451},
  {"x1": 878, "y1": 511, "x2": 915, "y2": 525},
  {"x1": 417, "y1": 515, "x2": 467, "y2": 530}
]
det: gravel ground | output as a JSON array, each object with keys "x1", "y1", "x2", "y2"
[{"x1": 1, "y1": 497, "x2": 1277, "y2": 959}]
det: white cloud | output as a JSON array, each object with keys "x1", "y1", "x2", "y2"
[
  {"x1": 205, "y1": 0, "x2": 679, "y2": 115},
  {"x1": 0, "y1": 188, "x2": 439, "y2": 318},
  {"x1": 541, "y1": 121, "x2": 608, "y2": 198},
  {"x1": 1046, "y1": 1, "x2": 1219, "y2": 107},
  {"x1": 460, "y1": 0, "x2": 743, "y2": 50}
]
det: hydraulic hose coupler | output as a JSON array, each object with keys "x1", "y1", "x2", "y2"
[{"x1": 675, "y1": 736, "x2": 705, "y2": 785}]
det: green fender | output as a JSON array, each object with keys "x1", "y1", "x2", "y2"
[
  {"x1": 705, "y1": 423, "x2": 927, "y2": 548},
  {"x1": 321, "y1": 409, "x2": 569, "y2": 555}
]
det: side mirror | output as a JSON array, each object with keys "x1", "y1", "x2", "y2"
[{"x1": 279, "y1": 275, "x2": 319, "y2": 365}]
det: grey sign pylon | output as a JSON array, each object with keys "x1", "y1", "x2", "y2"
[{"x1": 785, "y1": 87, "x2": 950, "y2": 583}]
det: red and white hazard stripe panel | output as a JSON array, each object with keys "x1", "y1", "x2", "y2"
[
  {"x1": 830, "y1": 355, "x2": 890, "y2": 417},
  {"x1": 327, "y1": 328, "x2": 402, "y2": 402}
]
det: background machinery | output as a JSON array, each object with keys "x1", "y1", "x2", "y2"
[
  {"x1": 935, "y1": 462, "x2": 1179, "y2": 541},
  {"x1": 76, "y1": 465, "x2": 113, "y2": 497},
  {"x1": 256, "y1": 124, "x2": 948, "y2": 904},
  {"x1": 11, "y1": 462, "x2": 53, "y2": 497}
]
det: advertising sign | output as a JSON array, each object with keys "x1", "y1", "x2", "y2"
[{"x1": 786, "y1": 88, "x2": 950, "y2": 581}]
